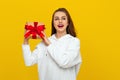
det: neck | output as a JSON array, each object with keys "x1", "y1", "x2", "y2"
[{"x1": 55, "y1": 31, "x2": 67, "y2": 39}]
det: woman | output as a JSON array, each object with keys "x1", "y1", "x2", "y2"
[{"x1": 22, "y1": 8, "x2": 82, "y2": 80}]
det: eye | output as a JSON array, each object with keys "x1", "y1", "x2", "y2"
[
  {"x1": 54, "y1": 18, "x2": 58, "y2": 20},
  {"x1": 54, "y1": 17, "x2": 59, "y2": 21},
  {"x1": 62, "y1": 17, "x2": 66, "y2": 20}
]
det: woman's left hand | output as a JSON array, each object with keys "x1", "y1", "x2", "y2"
[{"x1": 41, "y1": 31, "x2": 51, "y2": 46}]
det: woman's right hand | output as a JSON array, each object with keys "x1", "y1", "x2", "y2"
[
  {"x1": 23, "y1": 30, "x2": 32, "y2": 45},
  {"x1": 23, "y1": 22, "x2": 32, "y2": 44}
]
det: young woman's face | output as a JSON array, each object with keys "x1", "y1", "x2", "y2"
[{"x1": 53, "y1": 11, "x2": 69, "y2": 33}]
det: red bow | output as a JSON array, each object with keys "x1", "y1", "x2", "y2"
[{"x1": 24, "y1": 22, "x2": 45, "y2": 39}]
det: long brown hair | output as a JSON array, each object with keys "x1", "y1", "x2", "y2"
[{"x1": 51, "y1": 8, "x2": 76, "y2": 37}]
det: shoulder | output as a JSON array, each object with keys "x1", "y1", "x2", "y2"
[
  {"x1": 66, "y1": 35, "x2": 80, "y2": 49},
  {"x1": 68, "y1": 35, "x2": 80, "y2": 44}
]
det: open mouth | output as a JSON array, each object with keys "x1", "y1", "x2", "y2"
[{"x1": 58, "y1": 24, "x2": 64, "y2": 28}]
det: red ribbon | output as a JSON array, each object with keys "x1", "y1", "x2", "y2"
[{"x1": 24, "y1": 22, "x2": 45, "y2": 39}]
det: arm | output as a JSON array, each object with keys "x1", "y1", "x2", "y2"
[
  {"x1": 22, "y1": 22, "x2": 45, "y2": 66},
  {"x1": 75, "y1": 62, "x2": 82, "y2": 76},
  {"x1": 47, "y1": 38, "x2": 82, "y2": 68},
  {"x1": 22, "y1": 44, "x2": 42, "y2": 66},
  {"x1": 22, "y1": 39, "x2": 44, "y2": 66}
]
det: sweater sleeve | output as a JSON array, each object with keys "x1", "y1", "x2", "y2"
[
  {"x1": 75, "y1": 62, "x2": 82, "y2": 76},
  {"x1": 22, "y1": 43, "x2": 44, "y2": 66},
  {"x1": 47, "y1": 38, "x2": 82, "y2": 68}
]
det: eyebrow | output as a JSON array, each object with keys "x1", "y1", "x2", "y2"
[{"x1": 54, "y1": 16, "x2": 67, "y2": 18}]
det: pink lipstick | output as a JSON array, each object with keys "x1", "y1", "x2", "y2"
[{"x1": 58, "y1": 24, "x2": 64, "y2": 28}]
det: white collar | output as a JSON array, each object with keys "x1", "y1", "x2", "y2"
[{"x1": 51, "y1": 34, "x2": 72, "y2": 41}]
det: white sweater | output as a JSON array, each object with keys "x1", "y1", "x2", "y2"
[{"x1": 22, "y1": 34, "x2": 82, "y2": 80}]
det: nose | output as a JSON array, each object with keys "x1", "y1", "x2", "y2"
[{"x1": 59, "y1": 19, "x2": 62, "y2": 23}]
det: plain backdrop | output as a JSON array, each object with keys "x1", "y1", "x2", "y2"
[{"x1": 0, "y1": 0, "x2": 120, "y2": 80}]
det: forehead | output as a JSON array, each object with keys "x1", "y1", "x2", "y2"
[{"x1": 54, "y1": 11, "x2": 67, "y2": 17}]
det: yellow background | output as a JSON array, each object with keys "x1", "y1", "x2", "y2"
[{"x1": 0, "y1": 0, "x2": 120, "y2": 80}]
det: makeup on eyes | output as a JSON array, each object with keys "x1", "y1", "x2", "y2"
[{"x1": 54, "y1": 16, "x2": 67, "y2": 21}]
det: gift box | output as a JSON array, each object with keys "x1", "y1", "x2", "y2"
[{"x1": 24, "y1": 22, "x2": 45, "y2": 39}]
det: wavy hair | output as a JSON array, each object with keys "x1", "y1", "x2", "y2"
[{"x1": 51, "y1": 8, "x2": 76, "y2": 37}]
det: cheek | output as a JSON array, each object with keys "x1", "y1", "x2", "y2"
[
  {"x1": 53, "y1": 23, "x2": 56, "y2": 28},
  {"x1": 64, "y1": 19, "x2": 69, "y2": 25},
  {"x1": 65, "y1": 21, "x2": 69, "y2": 27},
  {"x1": 53, "y1": 21, "x2": 58, "y2": 28},
  {"x1": 54, "y1": 21, "x2": 59, "y2": 27},
  {"x1": 53, "y1": 20, "x2": 57, "y2": 25}
]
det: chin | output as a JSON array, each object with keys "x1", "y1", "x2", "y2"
[{"x1": 57, "y1": 29, "x2": 66, "y2": 33}]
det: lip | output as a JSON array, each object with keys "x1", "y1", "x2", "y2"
[{"x1": 57, "y1": 24, "x2": 64, "y2": 28}]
